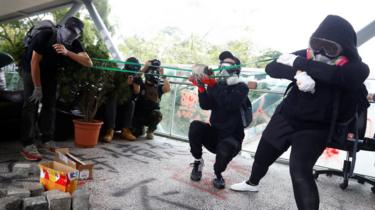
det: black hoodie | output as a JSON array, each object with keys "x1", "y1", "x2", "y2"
[
  {"x1": 265, "y1": 15, "x2": 369, "y2": 130},
  {"x1": 198, "y1": 82, "x2": 249, "y2": 141}
]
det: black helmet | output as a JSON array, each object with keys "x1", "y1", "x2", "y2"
[
  {"x1": 65, "y1": 17, "x2": 84, "y2": 34},
  {"x1": 124, "y1": 57, "x2": 141, "y2": 74}
]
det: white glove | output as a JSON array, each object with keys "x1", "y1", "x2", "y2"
[
  {"x1": 294, "y1": 71, "x2": 315, "y2": 93},
  {"x1": 192, "y1": 64, "x2": 208, "y2": 78},
  {"x1": 277, "y1": 54, "x2": 298, "y2": 67},
  {"x1": 29, "y1": 86, "x2": 43, "y2": 103}
]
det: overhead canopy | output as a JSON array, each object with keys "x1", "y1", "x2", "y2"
[{"x1": 0, "y1": 0, "x2": 77, "y2": 24}]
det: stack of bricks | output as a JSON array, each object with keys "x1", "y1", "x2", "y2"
[{"x1": 0, "y1": 162, "x2": 90, "y2": 210}]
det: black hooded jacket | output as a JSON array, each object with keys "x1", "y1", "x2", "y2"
[
  {"x1": 198, "y1": 82, "x2": 249, "y2": 141},
  {"x1": 265, "y1": 15, "x2": 369, "y2": 130}
]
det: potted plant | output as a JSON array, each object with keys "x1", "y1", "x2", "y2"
[{"x1": 59, "y1": 41, "x2": 130, "y2": 147}]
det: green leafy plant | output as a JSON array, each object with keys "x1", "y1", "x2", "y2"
[{"x1": 58, "y1": 41, "x2": 130, "y2": 122}]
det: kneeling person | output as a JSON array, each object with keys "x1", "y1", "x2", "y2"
[
  {"x1": 132, "y1": 59, "x2": 170, "y2": 139},
  {"x1": 188, "y1": 51, "x2": 249, "y2": 189}
]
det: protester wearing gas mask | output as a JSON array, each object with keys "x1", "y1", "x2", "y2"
[
  {"x1": 230, "y1": 15, "x2": 369, "y2": 210},
  {"x1": 103, "y1": 57, "x2": 142, "y2": 143},
  {"x1": 132, "y1": 59, "x2": 170, "y2": 139},
  {"x1": 21, "y1": 17, "x2": 92, "y2": 161},
  {"x1": 188, "y1": 51, "x2": 249, "y2": 189}
]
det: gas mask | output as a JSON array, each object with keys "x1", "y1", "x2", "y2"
[
  {"x1": 218, "y1": 62, "x2": 240, "y2": 85},
  {"x1": 309, "y1": 37, "x2": 342, "y2": 62},
  {"x1": 57, "y1": 26, "x2": 81, "y2": 46}
]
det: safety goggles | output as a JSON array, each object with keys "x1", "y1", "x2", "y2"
[{"x1": 309, "y1": 37, "x2": 342, "y2": 58}]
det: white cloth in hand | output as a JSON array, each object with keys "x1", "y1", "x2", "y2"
[
  {"x1": 294, "y1": 71, "x2": 315, "y2": 93},
  {"x1": 29, "y1": 86, "x2": 43, "y2": 103},
  {"x1": 277, "y1": 54, "x2": 298, "y2": 67},
  {"x1": 192, "y1": 64, "x2": 208, "y2": 78}
]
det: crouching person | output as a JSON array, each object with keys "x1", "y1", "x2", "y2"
[
  {"x1": 103, "y1": 57, "x2": 142, "y2": 142},
  {"x1": 188, "y1": 51, "x2": 249, "y2": 189},
  {"x1": 132, "y1": 59, "x2": 170, "y2": 139}
]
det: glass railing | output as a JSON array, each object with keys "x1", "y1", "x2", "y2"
[
  {"x1": 157, "y1": 69, "x2": 375, "y2": 178},
  {"x1": 3, "y1": 64, "x2": 23, "y2": 91}
]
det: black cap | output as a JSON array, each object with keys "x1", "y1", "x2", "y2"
[
  {"x1": 219, "y1": 51, "x2": 241, "y2": 65},
  {"x1": 65, "y1": 17, "x2": 84, "y2": 33}
]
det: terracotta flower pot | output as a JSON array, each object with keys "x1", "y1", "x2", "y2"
[{"x1": 73, "y1": 119, "x2": 103, "y2": 148}]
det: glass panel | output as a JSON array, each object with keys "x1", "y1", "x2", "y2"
[{"x1": 171, "y1": 84, "x2": 210, "y2": 138}]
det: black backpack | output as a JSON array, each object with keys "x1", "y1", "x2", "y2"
[
  {"x1": 240, "y1": 96, "x2": 253, "y2": 128},
  {"x1": 23, "y1": 20, "x2": 58, "y2": 48}
]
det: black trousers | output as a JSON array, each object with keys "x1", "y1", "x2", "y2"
[
  {"x1": 249, "y1": 112, "x2": 329, "y2": 210},
  {"x1": 21, "y1": 73, "x2": 57, "y2": 146},
  {"x1": 132, "y1": 109, "x2": 162, "y2": 136},
  {"x1": 189, "y1": 120, "x2": 242, "y2": 177},
  {"x1": 104, "y1": 98, "x2": 135, "y2": 130}
]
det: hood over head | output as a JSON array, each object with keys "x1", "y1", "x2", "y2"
[{"x1": 311, "y1": 15, "x2": 360, "y2": 61}]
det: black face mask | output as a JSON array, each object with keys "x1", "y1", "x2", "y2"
[{"x1": 57, "y1": 26, "x2": 80, "y2": 46}]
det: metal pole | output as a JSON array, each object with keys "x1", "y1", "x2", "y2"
[
  {"x1": 81, "y1": 0, "x2": 122, "y2": 63},
  {"x1": 59, "y1": 2, "x2": 83, "y2": 25},
  {"x1": 357, "y1": 20, "x2": 375, "y2": 47}
]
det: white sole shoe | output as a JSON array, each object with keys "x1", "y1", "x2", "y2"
[{"x1": 230, "y1": 181, "x2": 258, "y2": 192}]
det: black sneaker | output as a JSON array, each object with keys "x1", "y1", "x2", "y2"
[
  {"x1": 190, "y1": 159, "x2": 204, "y2": 181},
  {"x1": 213, "y1": 176, "x2": 225, "y2": 189}
]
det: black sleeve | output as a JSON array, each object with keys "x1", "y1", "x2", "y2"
[
  {"x1": 293, "y1": 55, "x2": 369, "y2": 90},
  {"x1": 70, "y1": 40, "x2": 85, "y2": 54},
  {"x1": 30, "y1": 30, "x2": 53, "y2": 55},
  {"x1": 198, "y1": 88, "x2": 215, "y2": 110},
  {"x1": 264, "y1": 50, "x2": 305, "y2": 80},
  {"x1": 211, "y1": 83, "x2": 249, "y2": 111}
]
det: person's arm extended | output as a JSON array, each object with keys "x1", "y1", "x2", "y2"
[
  {"x1": 31, "y1": 51, "x2": 43, "y2": 87},
  {"x1": 53, "y1": 44, "x2": 93, "y2": 67},
  {"x1": 265, "y1": 60, "x2": 298, "y2": 80}
]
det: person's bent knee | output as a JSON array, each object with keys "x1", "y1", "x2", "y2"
[
  {"x1": 216, "y1": 137, "x2": 241, "y2": 158},
  {"x1": 188, "y1": 121, "x2": 206, "y2": 140}
]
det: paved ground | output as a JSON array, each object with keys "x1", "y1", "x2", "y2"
[{"x1": 1, "y1": 136, "x2": 375, "y2": 210}]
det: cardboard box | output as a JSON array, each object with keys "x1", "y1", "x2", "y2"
[
  {"x1": 54, "y1": 148, "x2": 94, "y2": 180},
  {"x1": 39, "y1": 161, "x2": 79, "y2": 193}
]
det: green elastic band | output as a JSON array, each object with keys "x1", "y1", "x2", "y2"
[
  {"x1": 91, "y1": 66, "x2": 190, "y2": 79},
  {"x1": 92, "y1": 57, "x2": 275, "y2": 72}
]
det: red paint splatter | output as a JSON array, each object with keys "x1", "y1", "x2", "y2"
[{"x1": 322, "y1": 147, "x2": 340, "y2": 159}]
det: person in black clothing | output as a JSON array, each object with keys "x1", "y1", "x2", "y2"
[
  {"x1": 21, "y1": 17, "x2": 93, "y2": 161},
  {"x1": 188, "y1": 51, "x2": 249, "y2": 189},
  {"x1": 103, "y1": 57, "x2": 142, "y2": 142},
  {"x1": 132, "y1": 59, "x2": 171, "y2": 139},
  {"x1": 230, "y1": 15, "x2": 370, "y2": 210}
]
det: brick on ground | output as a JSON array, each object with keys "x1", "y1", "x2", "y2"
[
  {"x1": 23, "y1": 183, "x2": 45, "y2": 197},
  {"x1": 72, "y1": 189, "x2": 90, "y2": 210},
  {"x1": 0, "y1": 196, "x2": 22, "y2": 210},
  {"x1": 22, "y1": 196, "x2": 48, "y2": 210},
  {"x1": 44, "y1": 190, "x2": 72, "y2": 210},
  {"x1": 7, "y1": 187, "x2": 30, "y2": 199},
  {"x1": 12, "y1": 163, "x2": 31, "y2": 177}
]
